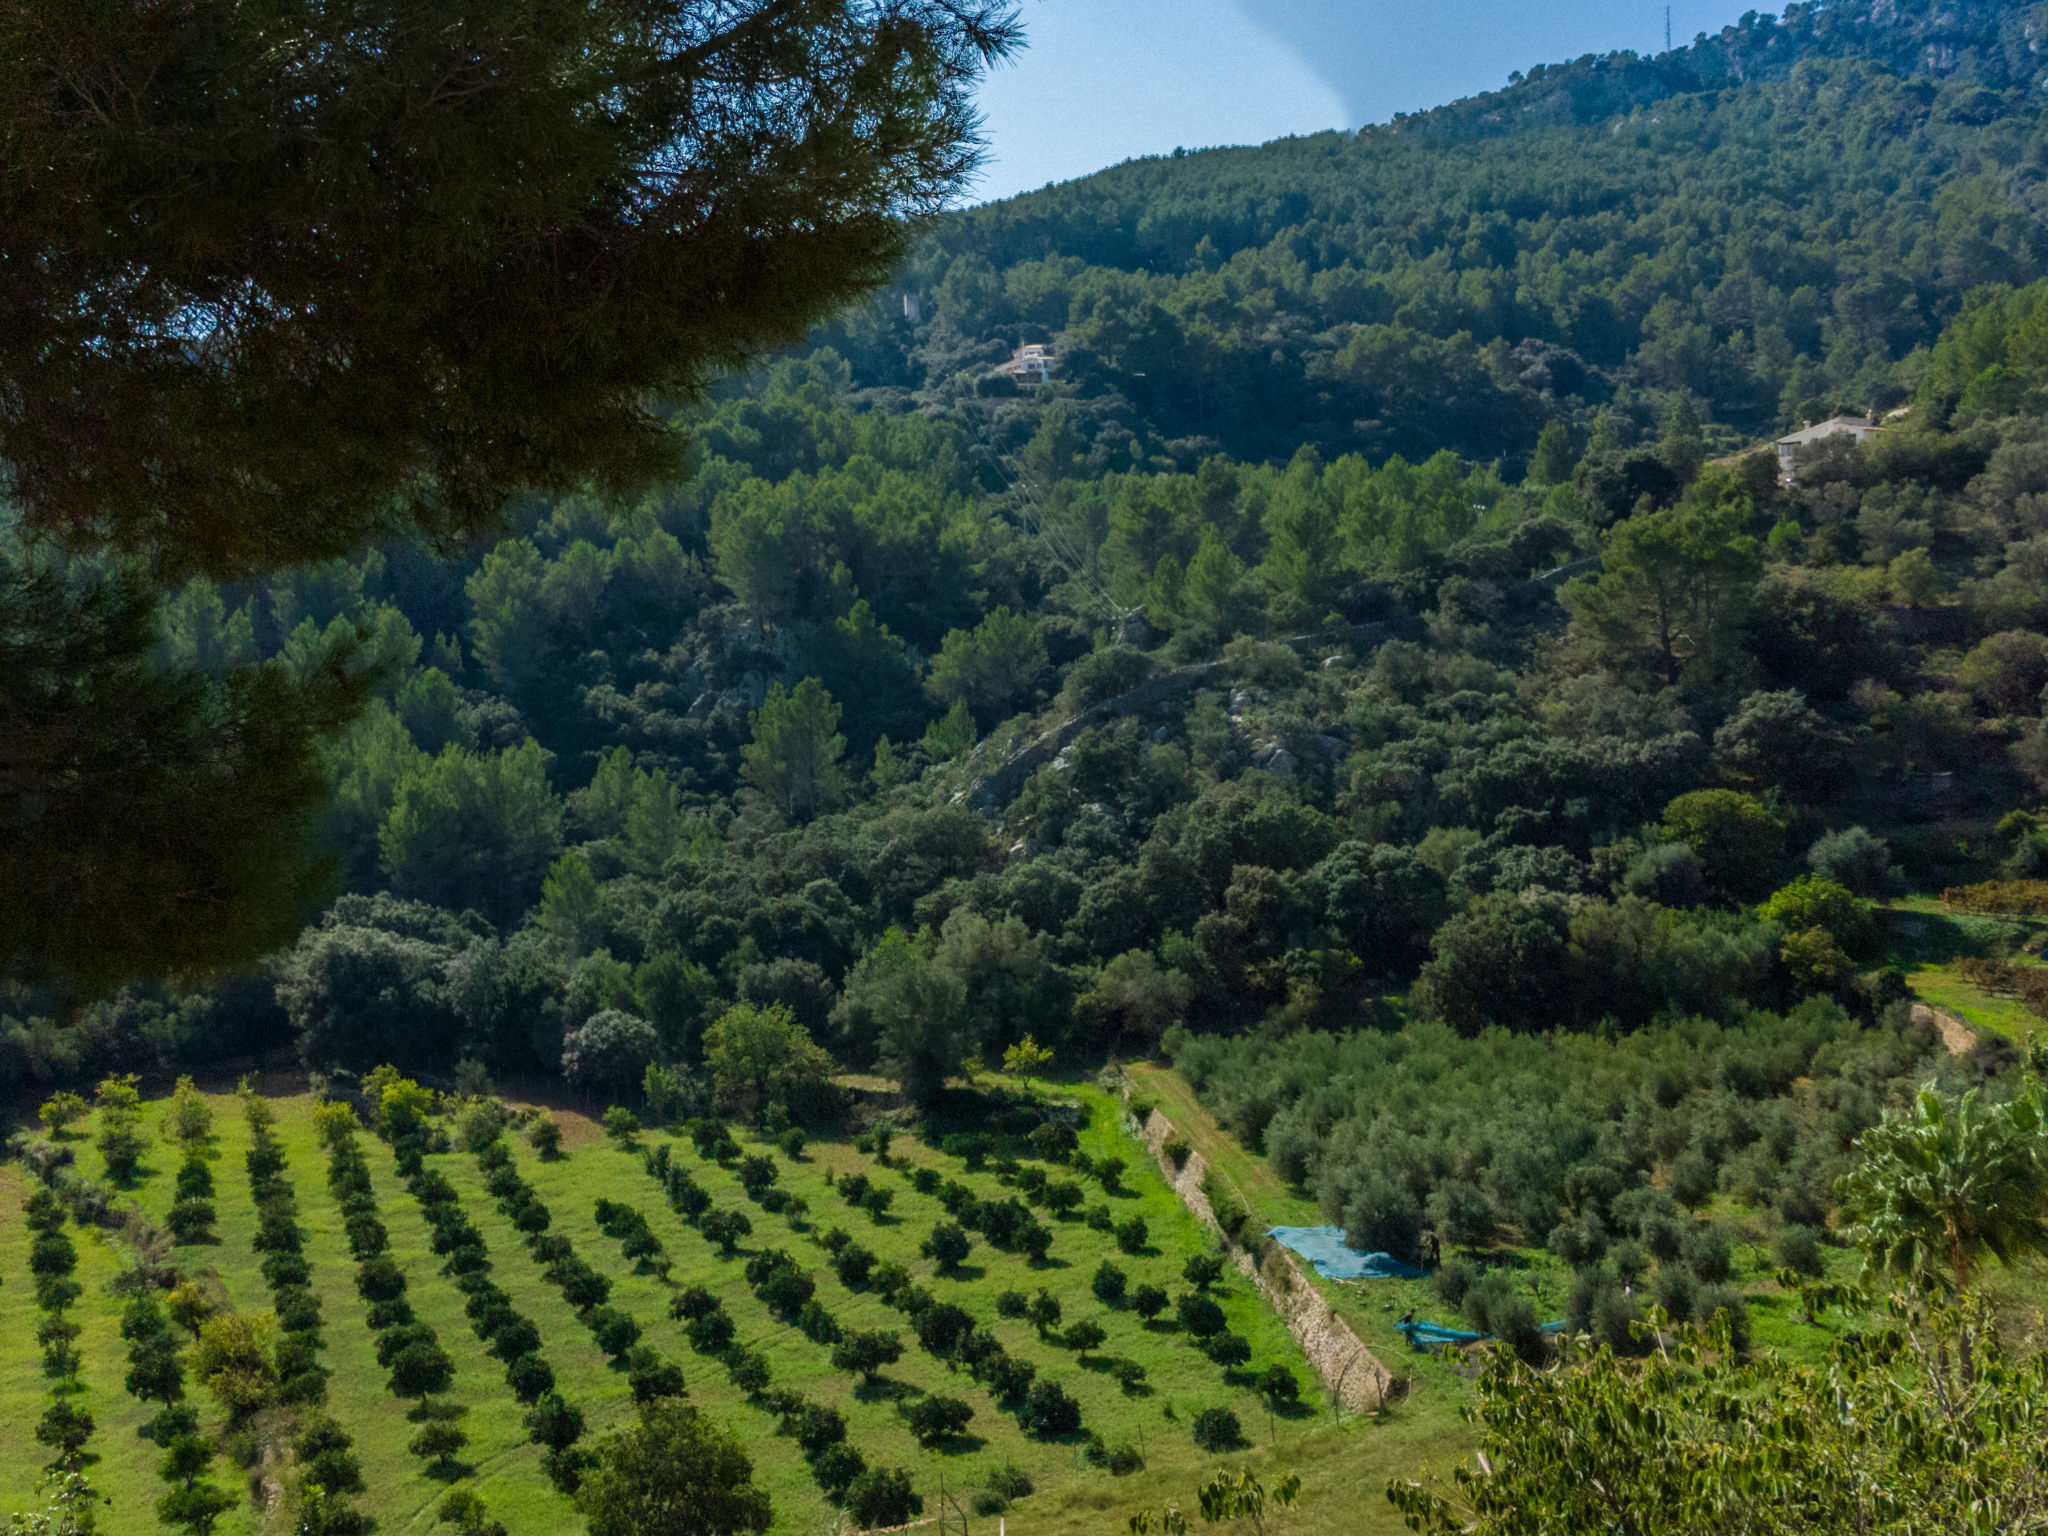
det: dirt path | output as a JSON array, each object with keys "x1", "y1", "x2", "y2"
[
  {"x1": 1912, "y1": 1001, "x2": 1978, "y2": 1055},
  {"x1": 1129, "y1": 1101, "x2": 1397, "y2": 1413}
]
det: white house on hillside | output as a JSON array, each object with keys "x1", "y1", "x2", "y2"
[
  {"x1": 1776, "y1": 415, "x2": 1882, "y2": 480},
  {"x1": 998, "y1": 344, "x2": 1055, "y2": 386}
]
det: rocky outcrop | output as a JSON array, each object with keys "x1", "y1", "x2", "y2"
[{"x1": 1912, "y1": 1001, "x2": 1979, "y2": 1056}]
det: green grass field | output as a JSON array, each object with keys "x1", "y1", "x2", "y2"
[
  {"x1": 1886, "y1": 894, "x2": 2048, "y2": 1049},
  {"x1": 0, "y1": 1076, "x2": 1479, "y2": 1536}
]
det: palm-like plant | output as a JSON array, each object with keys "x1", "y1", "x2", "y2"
[{"x1": 1836, "y1": 1086, "x2": 2048, "y2": 1295}]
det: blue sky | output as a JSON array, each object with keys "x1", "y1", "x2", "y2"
[{"x1": 968, "y1": 0, "x2": 1760, "y2": 201}]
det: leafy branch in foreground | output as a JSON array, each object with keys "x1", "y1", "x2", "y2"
[
  {"x1": 1386, "y1": 1294, "x2": 2048, "y2": 1536},
  {"x1": 1130, "y1": 1469, "x2": 1301, "y2": 1536},
  {"x1": 1835, "y1": 1085, "x2": 2048, "y2": 1296}
]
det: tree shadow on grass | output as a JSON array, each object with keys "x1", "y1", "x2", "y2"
[
  {"x1": 424, "y1": 1459, "x2": 475, "y2": 1483},
  {"x1": 852, "y1": 1375, "x2": 920, "y2": 1404},
  {"x1": 936, "y1": 1263, "x2": 987, "y2": 1284}
]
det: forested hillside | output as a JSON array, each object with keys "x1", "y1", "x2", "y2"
[
  {"x1": 12, "y1": 0, "x2": 2048, "y2": 1296},
  {"x1": 830, "y1": 0, "x2": 2048, "y2": 473}
]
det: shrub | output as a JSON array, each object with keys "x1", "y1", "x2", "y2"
[
  {"x1": 1114, "y1": 1360, "x2": 1149, "y2": 1394},
  {"x1": 973, "y1": 1463, "x2": 1033, "y2": 1515},
  {"x1": 700, "y1": 1208, "x2": 752, "y2": 1254},
  {"x1": 1191, "y1": 1406, "x2": 1245, "y2": 1452},
  {"x1": 1176, "y1": 1291, "x2": 1225, "y2": 1338},
  {"x1": 587, "y1": 1308, "x2": 641, "y2": 1359},
  {"x1": 166, "y1": 1198, "x2": 217, "y2": 1245},
  {"x1": 174, "y1": 1158, "x2": 215, "y2": 1200},
  {"x1": 1064, "y1": 1319, "x2": 1107, "y2": 1357},
  {"x1": 1020, "y1": 1379, "x2": 1081, "y2": 1438},
  {"x1": 1437, "y1": 1256, "x2": 1477, "y2": 1307},
  {"x1": 1114, "y1": 1215, "x2": 1149, "y2": 1254},
  {"x1": 627, "y1": 1351, "x2": 686, "y2": 1403},
  {"x1": 1807, "y1": 826, "x2": 1900, "y2": 896},
  {"x1": 913, "y1": 1303, "x2": 974, "y2": 1359},
  {"x1": 833, "y1": 1244, "x2": 877, "y2": 1288},
  {"x1": 1092, "y1": 1260, "x2": 1128, "y2": 1305},
  {"x1": 1670, "y1": 1151, "x2": 1717, "y2": 1209},
  {"x1": 1686, "y1": 1225, "x2": 1733, "y2": 1284},
  {"x1": 38, "y1": 1092, "x2": 88, "y2": 1138},
  {"x1": 487, "y1": 1316, "x2": 542, "y2": 1363},
  {"x1": 986, "y1": 1354, "x2": 1037, "y2": 1405},
  {"x1": 527, "y1": 1117, "x2": 563, "y2": 1158},
  {"x1": 601, "y1": 1106, "x2": 641, "y2": 1145},
  {"x1": 724, "y1": 1349, "x2": 770, "y2": 1395},
  {"x1": 977, "y1": 1196, "x2": 1029, "y2": 1248},
  {"x1": 408, "y1": 1419, "x2": 468, "y2": 1472},
  {"x1": 1132, "y1": 1284, "x2": 1168, "y2": 1322},
  {"x1": 811, "y1": 1440, "x2": 865, "y2": 1497},
  {"x1": 1571, "y1": 1272, "x2": 1650, "y2": 1357},
  {"x1": 386, "y1": 1340, "x2": 454, "y2": 1402},
  {"x1": 844, "y1": 1467, "x2": 922, "y2": 1528},
  {"x1": 1162, "y1": 1134, "x2": 1191, "y2": 1169},
  {"x1": 1775, "y1": 1224, "x2": 1826, "y2": 1278},
  {"x1": 1653, "y1": 1264, "x2": 1698, "y2": 1322},
  {"x1": 921, "y1": 1221, "x2": 972, "y2": 1272},
  {"x1": 505, "y1": 1351, "x2": 554, "y2": 1402},
  {"x1": 456, "y1": 1098, "x2": 508, "y2": 1151},
  {"x1": 1204, "y1": 1332, "x2": 1251, "y2": 1369},
  {"x1": 1184, "y1": 1251, "x2": 1226, "y2": 1290},
  {"x1": 525, "y1": 1392, "x2": 584, "y2": 1451},
  {"x1": 1025, "y1": 1289, "x2": 1062, "y2": 1335},
  {"x1": 1464, "y1": 1274, "x2": 1548, "y2": 1367},
  {"x1": 902, "y1": 1393, "x2": 974, "y2": 1448},
  {"x1": 832, "y1": 1329, "x2": 904, "y2": 1387},
  {"x1": 1259, "y1": 1365, "x2": 1300, "y2": 1410},
  {"x1": 1695, "y1": 1284, "x2": 1752, "y2": 1352},
  {"x1": 1041, "y1": 1180, "x2": 1084, "y2": 1217},
  {"x1": 996, "y1": 1289, "x2": 1029, "y2": 1319},
  {"x1": 355, "y1": 1255, "x2": 406, "y2": 1303},
  {"x1": 687, "y1": 1310, "x2": 736, "y2": 1355},
  {"x1": 295, "y1": 1417, "x2": 366, "y2": 1494},
  {"x1": 29, "y1": 1233, "x2": 76, "y2": 1277}
]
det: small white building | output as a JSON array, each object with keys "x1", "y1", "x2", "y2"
[
  {"x1": 1776, "y1": 415, "x2": 1881, "y2": 480},
  {"x1": 997, "y1": 343, "x2": 1055, "y2": 386}
]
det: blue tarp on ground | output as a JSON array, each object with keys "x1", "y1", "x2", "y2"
[
  {"x1": 1397, "y1": 1321, "x2": 1486, "y2": 1348},
  {"x1": 1396, "y1": 1319, "x2": 1573, "y2": 1351},
  {"x1": 1265, "y1": 1225, "x2": 1426, "y2": 1280}
]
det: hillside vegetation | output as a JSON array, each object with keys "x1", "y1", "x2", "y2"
[{"x1": 14, "y1": 1, "x2": 2048, "y2": 1528}]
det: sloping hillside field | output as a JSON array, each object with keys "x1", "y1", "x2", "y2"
[{"x1": 0, "y1": 1078, "x2": 1435, "y2": 1535}]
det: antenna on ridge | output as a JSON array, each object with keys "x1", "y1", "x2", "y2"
[{"x1": 1666, "y1": 5, "x2": 1672, "y2": 52}]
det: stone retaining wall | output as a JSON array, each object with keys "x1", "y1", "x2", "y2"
[{"x1": 1133, "y1": 1105, "x2": 1397, "y2": 1412}]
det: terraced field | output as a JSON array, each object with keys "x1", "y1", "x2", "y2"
[{"x1": 0, "y1": 1077, "x2": 1440, "y2": 1535}]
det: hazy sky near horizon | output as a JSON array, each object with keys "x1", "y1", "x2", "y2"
[{"x1": 968, "y1": 0, "x2": 1758, "y2": 202}]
